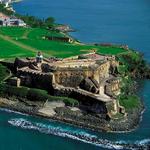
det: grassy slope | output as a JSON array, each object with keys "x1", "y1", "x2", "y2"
[
  {"x1": 0, "y1": 37, "x2": 35, "y2": 58},
  {"x1": 0, "y1": 27, "x2": 28, "y2": 37},
  {"x1": 0, "y1": 27, "x2": 126, "y2": 59}
]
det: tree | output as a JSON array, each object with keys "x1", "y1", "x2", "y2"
[{"x1": 45, "y1": 17, "x2": 55, "y2": 27}]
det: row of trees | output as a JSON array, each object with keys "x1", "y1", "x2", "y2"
[
  {"x1": 0, "y1": 64, "x2": 9, "y2": 82},
  {"x1": 0, "y1": 4, "x2": 55, "y2": 28},
  {"x1": 16, "y1": 14, "x2": 55, "y2": 28}
]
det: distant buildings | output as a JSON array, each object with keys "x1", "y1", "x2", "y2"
[
  {"x1": 0, "y1": 0, "x2": 12, "y2": 8},
  {"x1": 0, "y1": 12, "x2": 26, "y2": 27}
]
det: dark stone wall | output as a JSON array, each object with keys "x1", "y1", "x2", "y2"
[
  {"x1": 53, "y1": 87, "x2": 108, "y2": 115},
  {"x1": 17, "y1": 70, "x2": 54, "y2": 93},
  {"x1": 70, "y1": 90, "x2": 107, "y2": 114},
  {"x1": 14, "y1": 58, "x2": 31, "y2": 69},
  {"x1": 79, "y1": 78, "x2": 99, "y2": 93},
  {"x1": 60, "y1": 75, "x2": 84, "y2": 87}
]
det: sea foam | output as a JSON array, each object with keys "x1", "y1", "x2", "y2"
[
  {"x1": 0, "y1": 108, "x2": 28, "y2": 116},
  {"x1": 8, "y1": 118, "x2": 150, "y2": 150}
]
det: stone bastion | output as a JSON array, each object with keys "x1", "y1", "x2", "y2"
[{"x1": 1, "y1": 53, "x2": 125, "y2": 117}]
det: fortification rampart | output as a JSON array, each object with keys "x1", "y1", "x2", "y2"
[
  {"x1": 2, "y1": 54, "x2": 123, "y2": 117},
  {"x1": 53, "y1": 61, "x2": 110, "y2": 87},
  {"x1": 53, "y1": 85, "x2": 108, "y2": 114},
  {"x1": 17, "y1": 69, "x2": 54, "y2": 92}
]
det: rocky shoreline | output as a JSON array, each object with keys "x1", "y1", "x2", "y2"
[
  {"x1": 109, "y1": 105, "x2": 144, "y2": 132},
  {"x1": 0, "y1": 96, "x2": 144, "y2": 133}
]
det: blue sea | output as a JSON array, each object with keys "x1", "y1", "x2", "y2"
[{"x1": 0, "y1": 0, "x2": 150, "y2": 150}]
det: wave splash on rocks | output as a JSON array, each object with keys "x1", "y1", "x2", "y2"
[
  {"x1": 8, "y1": 118, "x2": 150, "y2": 150},
  {"x1": 0, "y1": 108, "x2": 29, "y2": 116}
]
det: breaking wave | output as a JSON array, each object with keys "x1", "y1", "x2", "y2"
[
  {"x1": 0, "y1": 108, "x2": 28, "y2": 116},
  {"x1": 8, "y1": 118, "x2": 150, "y2": 150}
]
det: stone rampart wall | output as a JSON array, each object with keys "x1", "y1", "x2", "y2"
[
  {"x1": 17, "y1": 70, "x2": 54, "y2": 92},
  {"x1": 105, "y1": 79, "x2": 121, "y2": 97},
  {"x1": 54, "y1": 61, "x2": 110, "y2": 87},
  {"x1": 53, "y1": 86, "x2": 108, "y2": 114}
]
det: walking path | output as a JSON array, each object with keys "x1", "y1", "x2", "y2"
[
  {"x1": 0, "y1": 34, "x2": 37, "y2": 52},
  {"x1": 38, "y1": 101, "x2": 65, "y2": 116},
  {"x1": 22, "y1": 29, "x2": 31, "y2": 39},
  {"x1": 0, "y1": 33, "x2": 49, "y2": 57}
]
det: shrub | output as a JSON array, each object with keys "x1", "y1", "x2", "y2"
[
  {"x1": 27, "y1": 88, "x2": 49, "y2": 101},
  {"x1": 0, "y1": 83, "x2": 7, "y2": 95},
  {"x1": 0, "y1": 64, "x2": 9, "y2": 82},
  {"x1": 63, "y1": 97, "x2": 79, "y2": 107},
  {"x1": 7, "y1": 86, "x2": 28, "y2": 98},
  {"x1": 0, "y1": 83, "x2": 79, "y2": 106},
  {"x1": 0, "y1": 84, "x2": 28, "y2": 98},
  {"x1": 119, "y1": 94, "x2": 141, "y2": 110}
]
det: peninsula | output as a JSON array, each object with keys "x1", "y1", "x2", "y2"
[{"x1": 0, "y1": 3, "x2": 149, "y2": 132}]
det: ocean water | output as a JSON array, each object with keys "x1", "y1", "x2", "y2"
[
  {"x1": 13, "y1": 0, "x2": 150, "y2": 62},
  {"x1": 0, "y1": 80, "x2": 150, "y2": 150},
  {"x1": 0, "y1": 0, "x2": 150, "y2": 150}
]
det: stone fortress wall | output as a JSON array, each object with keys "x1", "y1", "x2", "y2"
[
  {"x1": 52, "y1": 61, "x2": 111, "y2": 92},
  {"x1": 2, "y1": 52, "x2": 123, "y2": 117},
  {"x1": 17, "y1": 69, "x2": 54, "y2": 91}
]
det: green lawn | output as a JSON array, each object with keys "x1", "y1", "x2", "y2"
[
  {"x1": 0, "y1": 27, "x2": 126, "y2": 59},
  {"x1": 0, "y1": 37, "x2": 34, "y2": 58},
  {"x1": 0, "y1": 27, "x2": 28, "y2": 38},
  {"x1": 19, "y1": 39, "x2": 126, "y2": 58},
  {"x1": 0, "y1": 27, "x2": 66, "y2": 39}
]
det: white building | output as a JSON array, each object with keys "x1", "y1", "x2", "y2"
[{"x1": 0, "y1": 14, "x2": 26, "y2": 27}]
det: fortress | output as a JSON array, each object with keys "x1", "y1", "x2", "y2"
[{"x1": 6, "y1": 52, "x2": 124, "y2": 117}]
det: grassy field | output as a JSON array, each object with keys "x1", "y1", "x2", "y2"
[
  {"x1": 0, "y1": 37, "x2": 35, "y2": 58},
  {"x1": 0, "y1": 27, "x2": 126, "y2": 59}
]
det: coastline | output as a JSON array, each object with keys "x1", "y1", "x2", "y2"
[
  {"x1": 0, "y1": 1, "x2": 148, "y2": 134},
  {"x1": 0, "y1": 96, "x2": 144, "y2": 133},
  {"x1": 1, "y1": 1, "x2": 150, "y2": 150}
]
